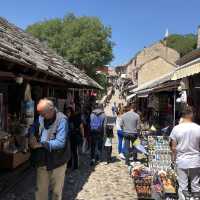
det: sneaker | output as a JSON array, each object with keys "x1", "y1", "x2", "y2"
[{"x1": 119, "y1": 153, "x2": 125, "y2": 160}]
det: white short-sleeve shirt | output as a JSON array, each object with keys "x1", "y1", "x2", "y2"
[{"x1": 170, "y1": 122, "x2": 200, "y2": 169}]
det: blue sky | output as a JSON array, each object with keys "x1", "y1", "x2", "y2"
[{"x1": 1, "y1": 0, "x2": 200, "y2": 66}]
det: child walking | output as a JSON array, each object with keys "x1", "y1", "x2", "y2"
[{"x1": 104, "y1": 124, "x2": 114, "y2": 164}]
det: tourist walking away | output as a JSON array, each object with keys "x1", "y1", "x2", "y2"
[
  {"x1": 65, "y1": 106, "x2": 73, "y2": 170},
  {"x1": 170, "y1": 107, "x2": 200, "y2": 200},
  {"x1": 28, "y1": 99, "x2": 70, "y2": 200},
  {"x1": 112, "y1": 102, "x2": 117, "y2": 117},
  {"x1": 116, "y1": 110, "x2": 125, "y2": 159},
  {"x1": 81, "y1": 108, "x2": 91, "y2": 154},
  {"x1": 120, "y1": 103, "x2": 140, "y2": 165},
  {"x1": 67, "y1": 106, "x2": 84, "y2": 170},
  {"x1": 104, "y1": 123, "x2": 114, "y2": 164},
  {"x1": 90, "y1": 103, "x2": 106, "y2": 166}
]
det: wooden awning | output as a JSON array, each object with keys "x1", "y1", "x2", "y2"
[{"x1": 172, "y1": 59, "x2": 200, "y2": 80}]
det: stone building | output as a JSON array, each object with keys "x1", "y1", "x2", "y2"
[
  {"x1": 115, "y1": 65, "x2": 127, "y2": 76},
  {"x1": 138, "y1": 56, "x2": 176, "y2": 86},
  {"x1": 125, "y1": 41, "x2": 180, "y2": 85}
]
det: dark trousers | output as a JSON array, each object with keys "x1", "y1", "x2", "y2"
[
  {"x1": 105, "y1": 146, "x2": 112, "y2": 163},
  {"x1": 123, "y1": 133, "x2": 138, "y2": 165},
  {"x1": 68, "y1": 134, "x2": 80, "y2": 169},
  {"x1": 90, "y1": 130, "x2": 103, "y2": 160}
]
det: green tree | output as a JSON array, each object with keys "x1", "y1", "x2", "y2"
[
  {"x1": 166, "y1": 34, "x2": 197, "y2": 57},
  {"x1": 95, "y1": 73, "x2": 108, "y2": 94},
  {"x1": 26, "y1": 13, "x2": 114, "y2": 85}
]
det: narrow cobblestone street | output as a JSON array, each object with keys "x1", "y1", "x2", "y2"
[
  {"x1": 64, "y1": 90, "x2": 136, "y2": 200},
  {"x1": 63, "y1": 90, "x2": 136, "y2": 200}
]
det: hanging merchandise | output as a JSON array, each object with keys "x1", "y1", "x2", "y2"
[
  {"x1": 66, "y1": 92, "x2": 75, "y2": 111},
  {"x1": 57, "y1": 99, "x2": 66, "y2": 112},
  {"x1": 180, "y1": 91, "x2": 187, "y2": 103},
  {"x1": 21, "y1": 84, "x2": 35, "y2": 126},
  {"x1": 148, "y1": 95, "x2": 159, "y2": 111},
  {"x1": 24, "y1": 83, "x2": 32, "y2": 101}
]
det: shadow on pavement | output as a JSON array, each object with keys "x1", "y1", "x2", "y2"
[
  {"x1": 62, "y1": 153, "x2": 95, "y2": 200},
  {"x1": 62, "y1": 152, "x2": 120, "y2": 199},
  {"x1": 62, "y1": 116, "x2": 117, "y2": 200}
]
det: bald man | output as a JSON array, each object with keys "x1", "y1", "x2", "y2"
[{"x1": 29, "y1": 98, "x2": 69, "y2": 200}]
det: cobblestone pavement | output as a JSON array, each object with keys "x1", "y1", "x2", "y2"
[
  {"x1": 3, "y1": 90, "x2": 137, "y2": 200},
  {"x1": 66, "y1": 139, "x2": 137, "y2": 200}
]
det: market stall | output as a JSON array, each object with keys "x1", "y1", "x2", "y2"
[
  {"x1": 129, "y1": 135, "x2": 178, "y2": 199},
  {"x1": 0, "y1": 82, "x2": 33, "y2": 169}
]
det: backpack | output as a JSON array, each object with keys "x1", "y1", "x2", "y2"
[
  {"x1": 106, "y1": 125, "x2": 114, "y2": 138},
  {"x1": 90, "y1": 114, "x2": 102, "y2": 131}
]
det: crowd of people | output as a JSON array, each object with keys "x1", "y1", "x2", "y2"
[
  {"x1": 27, "y1": 94, "x2": 200, "y2": 200},
  {"x1": 28, "y1": 98, "x2": 114, "y2": 200}
]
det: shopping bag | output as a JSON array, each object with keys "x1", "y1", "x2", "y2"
[
  {"x1": 133, "y1": 139, "x2": 148, "y2": 155},
  {"x1": 82, "y1": 138, "x2": 87, "y2": 154}
]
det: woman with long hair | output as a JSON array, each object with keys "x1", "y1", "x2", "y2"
[{"x1": 65, "y1": 106, "x2": 84, "y2": 170}]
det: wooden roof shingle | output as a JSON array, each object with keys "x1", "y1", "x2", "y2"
[{"x1": 0, "y1": 17, "x2": 102, "y2": 89}]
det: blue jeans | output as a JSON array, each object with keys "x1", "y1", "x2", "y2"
[
  {"x1": 117, "y1": 130, "x2": 124, "y2": 154},
  {"x1": 123, "y1": 133, "x2": 138, "y2": 165}
]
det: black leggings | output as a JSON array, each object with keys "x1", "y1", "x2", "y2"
[
  {"x1": 68, "y1": 134, "x2": 81, "y2": 169},
  {"x1": 105, "y1": 146, "x2": 112, "y2": 163}
]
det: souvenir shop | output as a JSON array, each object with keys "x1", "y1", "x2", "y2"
[
  {"x1": 186, "y1": 74, "x2": 200, "y2": 124},
  {"x1": 127, "y1": 82, "x2": 186, "y2": 199},
  {"x1": 135, "y1": 80, "x2": 181, "y2": 132},
  {"x1": 130, "y1": 134, "x2": 178, "y2": 199},
  {"x1": 0, "y1": 75, "x2": 61, "y2": 169},
  {"x1": 0, "y1": 17, "x2": 101, "y2": 170},
  {"x1": 0, "y1": 74, "x2": 96, "y2": 169},
  {"x1": 0, "y1": 76, "x2": 40, "y2": 169}
]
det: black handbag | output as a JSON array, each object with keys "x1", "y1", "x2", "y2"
[
  {"x1": 75, "y1": 133, "x2": 83, "y2": 145},
  {"x1": 123, "y1": 132, "x2": 138, "y2": 140},
  {"x1": 30, "y1": 147, "x2": 47, "y2": 167},
  {"x1": 46, "y1": 139, "x2": 71, "y2": 170}
]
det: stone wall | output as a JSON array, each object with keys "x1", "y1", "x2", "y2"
[
  {"x1": 126, "y1": 42, "x2": 180, "y2": 83},
  {"x1": 136, "y1": 42, "x2": 179, "y2": 66},
  {"x1": 138, "y1": 57, "x2": 175, "y2": 86}
]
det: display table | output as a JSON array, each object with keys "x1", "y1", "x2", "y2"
[
  {"x1": 130, "y1": 135, "x2": 178, "y2": 199},
  {"x1": 0, "y1": 151, "x2": 30, "y2": 169}
]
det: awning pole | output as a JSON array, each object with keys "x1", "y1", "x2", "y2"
[{"x1": 173, "y1": 90, "x2": 176, "y2": 127}]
